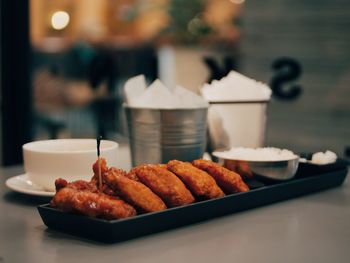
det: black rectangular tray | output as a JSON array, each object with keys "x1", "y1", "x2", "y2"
[{"x1": 38, "y1": 166, "x2": 348, "y2": 243}]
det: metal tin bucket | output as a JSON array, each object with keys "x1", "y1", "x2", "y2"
[{"x1": 125, "y1": 106, "x2": 208, "y2": 166}]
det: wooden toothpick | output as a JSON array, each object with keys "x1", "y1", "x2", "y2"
[{"x1": 97, "y1": 136, "x2": 102, "y2": 191}]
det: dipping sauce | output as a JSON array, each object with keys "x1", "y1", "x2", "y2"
[{"x1": 213, "y1": 147, "x2": 298, "y2": 162}]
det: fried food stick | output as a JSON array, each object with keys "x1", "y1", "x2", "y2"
[
  {"x1": 91, "y1": 158, "x2": 116, "y2": 196},
  {"x1": 92, "y1": 158, "x2": 108, "y2": 180},
  {"x1": 51, "y1": 179, "x2": 136, "y2": 220},
  {"x1": 132, "y1": 164, "x2": 195, "y2": 207},
  {"x1": 104, "y1": 167, "x2": 167, "y2": 213},
  {"x1": 167, "y1": 160, "x2": 225, "y2": 199},
  {"x1": 192, "y1": 160, "x2": 249, "y2": 194}
]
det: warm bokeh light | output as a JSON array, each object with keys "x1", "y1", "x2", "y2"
[
  {"x1": 230, "y1": 0, "x2": 245, "y2": 4},
  {"x1": 51, "y1": 11, "x2": 70, "y2": 30}
]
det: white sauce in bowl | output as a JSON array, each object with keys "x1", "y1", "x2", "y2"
[{"x1": 213, "y1": 147, "x2": 298, "y2": 162}]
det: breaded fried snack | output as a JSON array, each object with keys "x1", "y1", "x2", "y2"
[
  {"x1": 167, "y1": 160, "x2": 225, "y2": 199},
  {"x1": 92, "y1": 158, "x2": 108, "y2": 178},
  {"x1": 91, "y1": 158, "x2": 118, "y2": 196},
  {"x1": 192, "y1": 159, "x2": 249, "y2": 194},
  {"x1": 104, "y1": 167, "x2": 167, "y2": 213},
  {"x1": 133, "y1": 164, "x2": 195, "y2": 207},
  {"x1": 51, "y1": 179, "x2": 136, "y2": 220}
]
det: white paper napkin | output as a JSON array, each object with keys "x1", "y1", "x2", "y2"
[{"x1": 124, "y1": 75, "x2": 208, "y2": 109}]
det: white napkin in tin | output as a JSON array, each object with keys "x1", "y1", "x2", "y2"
[{"x1": 124, "y1": 75, "x2": 208, "y2": 109}]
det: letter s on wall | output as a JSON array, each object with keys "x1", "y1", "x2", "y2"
[{"x1": 270, "y1": 57, "x2": 303, "y2": 100}]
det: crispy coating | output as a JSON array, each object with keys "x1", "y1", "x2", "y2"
[
  {"x1": 104, "y1": 167, "x2": 167, "y2": 213},
  {"x1": 125, "y1": 167, "x2": 140, "y2": 181},
  {"x1": 192, "y1": 159, "x2": 249, "y2": 194},
  {"x1": 55, "y1": 178, "x2": 69, "y2": 191},
  {"x1": 91, "y1": 158, "x2": 117, "y2": 196},
  {"x1": 51, "y1": 179, "x2": 136, "y2": 220},
  {"x1": 167, "y1": 160, "x2": 225, "y2": 199},
  {"x1": 127, "y1": 164, "x2": 166, "y2": 181},
  {"x1": 133, "y1": 164, "x2": 195, "y2": 207},
  {"x1": 92, "y1": 158, "x2": 108, "y2": 177},
  {"x1": 60, "y1": 179, "x2": 98, "y2": 192}
]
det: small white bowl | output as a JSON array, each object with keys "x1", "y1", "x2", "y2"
[{"x1": 23, "y1": 139, "x2": 118, "y2": 191}]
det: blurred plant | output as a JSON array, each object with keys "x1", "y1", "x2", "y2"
[
  {"x1": 133, "y1": 0, "x2": 171, "y2": 41},
  {"x1": 131, "y1": 0, "x2": 242, "y2": 45},
  {"x1": 164, "y1": 0, "x2": 211, "y2": 43}
]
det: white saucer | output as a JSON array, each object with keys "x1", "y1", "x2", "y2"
[{"x1": 5, "y1": 174, "x2": 55, "y2": 197}]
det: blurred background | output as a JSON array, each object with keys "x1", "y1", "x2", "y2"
[{"x1": 1, "y1": 0, "x2": 349, "y2": 165}]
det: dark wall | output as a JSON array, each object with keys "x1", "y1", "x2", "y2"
[
  {"x1": 1, "y1": 0, "x2": 32, "y2": 165},
  {"x1": 240, "y1": 0, "x2": 350, "y2": 156}
]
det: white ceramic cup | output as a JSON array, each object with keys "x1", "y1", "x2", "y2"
[
  {"x1": 23, "y1": 139, "x2": 118, "y2": 192},
  {"x1": 208, "y1": 101, "x2": 268, "y2": 150}
]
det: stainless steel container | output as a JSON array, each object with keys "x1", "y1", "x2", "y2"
[
  {"x1": 215, "y1": 157, "x2": 300, "y2": 181},
  {"x1": 125, "y1": 106, "x2": 208, "y2": 166}
]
